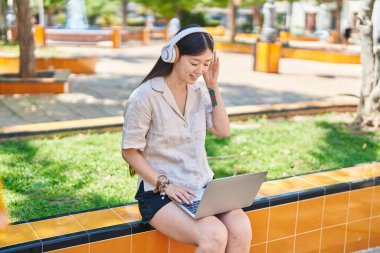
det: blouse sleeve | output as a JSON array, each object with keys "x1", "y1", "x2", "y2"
[
  {"x1": 121, "y1": 96, "x2": 151, "y2": 151},
  {"x1": 203, "y1": 87, "x2": 214, "y2": 130}
]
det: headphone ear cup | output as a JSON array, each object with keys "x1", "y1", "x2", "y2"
[{"x1": 173, "y1": 45, "x2": 180, "y2": 63}]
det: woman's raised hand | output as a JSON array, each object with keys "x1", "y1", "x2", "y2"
[
  {"x1": 0, "y1": 211, "x2": 8, "y2": 230},
  {"x1": 163, "y1": 183, "x2": 196, "y2": 205},
  {"x1": 203, "y1": 51, "x2": 219, "y2": 89}
]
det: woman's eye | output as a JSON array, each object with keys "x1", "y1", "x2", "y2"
[
  {"x1": 204, "y1": 64, "x2": 210, "y2": 67},
  {"x1": 191, "y1": 63, "x2": 198, "y2": 66}
]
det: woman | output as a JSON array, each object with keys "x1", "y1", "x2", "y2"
[
  {"x1": 121, "y1": 24, "x2": 252, "y2": 253},
  {"x1": 0, "y1": 179, "x2": 8, "y2": 230}
]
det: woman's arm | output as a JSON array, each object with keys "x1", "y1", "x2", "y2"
[
  {"x1": 203, "y1": 52, "x2": 230, "y2": 138},
  {"x1": 122, "y1": 149, "x2": 195, "y2": 204},
  {"x1": 122, "y1": 148, "x2": 160, "y2": 186}
]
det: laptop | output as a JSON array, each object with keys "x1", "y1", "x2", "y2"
[{"x1": 172, "y1": 171, "x2": 268, "y2": 219}]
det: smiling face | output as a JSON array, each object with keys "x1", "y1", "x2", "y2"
[{"x1": 172, "y1": 49, "x2": 213, "y2": 84}]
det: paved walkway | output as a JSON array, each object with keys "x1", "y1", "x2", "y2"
[{"x1": 0, "y1": 43, "x2": 362, "y2": 127}]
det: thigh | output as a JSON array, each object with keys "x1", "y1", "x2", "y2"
[
  {"x1": 149, "y1": 202, "x2": 226, "y2": 245},
  {"x1": 217, "y1": 209, "x2": 252, "y2": 234}
]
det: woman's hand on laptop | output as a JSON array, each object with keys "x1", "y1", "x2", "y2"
[{"x1": 164, "y1": 184, "x2": 196, "y2": 205}]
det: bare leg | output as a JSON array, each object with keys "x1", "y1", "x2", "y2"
[
  {"x1": 217, "y1": 209, "x2": 252, "y2": 253},
  {"x1": 150, "y1": 202, "x2": 228, "y2": 253}
]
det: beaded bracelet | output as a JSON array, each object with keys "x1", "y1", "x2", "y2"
[
  {"x1": 208, "y1": 88, "x2": 217, "y2": 108},
  {"x1": 159, "y1": 181, "x2": 170, "y2": 199}
]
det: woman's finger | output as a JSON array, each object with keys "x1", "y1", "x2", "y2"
[
  {"x1": 185, "y1": 188, "x2": 197, "y2": 197},
  {"x1": 176, "y1": 191, "x2": 191, "y2": 205},
  {"x1": 170, "y1": 193, "x2": 182, "y2": 203},
  {"x1": 180, "y1": 190, "x2": 194, "y2": 204}
]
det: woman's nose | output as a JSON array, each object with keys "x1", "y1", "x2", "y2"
[{"x1": 196, "y1": 65, "x2": 203, "y2": 74}]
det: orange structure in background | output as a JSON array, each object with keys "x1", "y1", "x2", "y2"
[
  {"x1": 254, "y1": 42, "x2": 281, "y2": 73},
  {"x1": 112, "y1": 26, "x2": 121, "y2": 48},
  {"x1": 34, "y1": 25, "x2": 46, "y2": 46}
]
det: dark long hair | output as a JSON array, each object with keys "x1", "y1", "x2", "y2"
[{"x1": 140, "y1": 24, "x2": 214, "y2": 85}]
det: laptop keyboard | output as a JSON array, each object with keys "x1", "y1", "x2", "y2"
[{"x1": 181, "y1": 200, "x2": 201, "y2": 215}]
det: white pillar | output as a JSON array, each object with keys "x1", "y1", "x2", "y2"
[{"x1": 38, "y1": 0, "x2": 44, "y2": 25}]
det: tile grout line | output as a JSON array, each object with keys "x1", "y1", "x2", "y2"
[
  {"x1": 25, "y1": 221, "x2": 44, "y2": 252},
  {"x1": 368, "y1": 184, "x2": 375, "y2": 248},
  {"x1": 343, "y1": 184, "x2": 352, "y2": 252},
  {"x1": 108, "y1": 206, "x2": 126, "y2": 223},
  {"x1": 295, "y1": 176, "x2": 320, "y2": 188},
  {"x1": 318, "y1": 187, "x2": 326, "y2": 253},
  {"x1": 70, "y1": 214, "x2": 90, "y2": 253},
  {"x1": 265, "y1": 199, "x2": 271, "y2": 253},
  {"x1": 321, "y1": 172, "x2": 347, "y2": 183},
  {"x1": 270, "y1": 180, "x2": 290, "y2": 191},
  {"x1": 108, "y1": 207, "x2": 133, "y2": 253},
  {"x1": 292, "y1": 193, "x2": 300, "y2": 253}
]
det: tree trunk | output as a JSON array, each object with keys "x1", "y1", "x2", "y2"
[
  {"x1": 252, "y1": 4, "x2": 263, "y2": 28},
  {"x1": 335, "y1": 0, "x2": 343, "y2": 43},
  {"x1": 229, "y1": 1, "x2": 238, "y2": 42},
  {"x1": 14, "y1": 0, "x2": 36, "y2": 79},
  {"x1": 352, "y1": 0, "x2": 380, "y2": 131},
  {"x1": 174, "y1": 3, "x2": 181, "y2": 20},
  {"x1": 0, "y1": 0, "x2": 8, "y2": 42},
  {"x1": 46, "y1": 6, "x2": 54, "y2": 26},
  {"x1": 121, "y1": 0, "x2": 128, "y2": 27}
]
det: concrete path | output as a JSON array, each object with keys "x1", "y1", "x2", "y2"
[{"x1": 0, "y1": 43, "x2": 362, "y2": 127}]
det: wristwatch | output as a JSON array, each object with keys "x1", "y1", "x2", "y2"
[{"x1": 153, "y1": 175, "x2": 169, "y2": 193}]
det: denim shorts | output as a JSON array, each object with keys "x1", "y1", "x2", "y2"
[{"x1": 135, "y1": 181, "x2": 172, "y2": 224}]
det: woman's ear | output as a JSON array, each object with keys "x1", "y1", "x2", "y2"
[{"x1": 173, "y1": 45, "x2": 180, "y2": 63}]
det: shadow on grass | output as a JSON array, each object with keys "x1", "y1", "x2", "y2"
[
  {"x1": 309, "y1": 121, "x2": 379, "y2": 171},
  {"x1": 0, "y1": 141, "x2": 111, "y2": 222}
]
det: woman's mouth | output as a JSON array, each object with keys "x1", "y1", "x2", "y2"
[{"x1": 190, "y1": 73, "x2": 200, "y2": 80}]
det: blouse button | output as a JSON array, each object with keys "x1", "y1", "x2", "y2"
[{"x1": 184, "y1": 122, "x2": 188, "y2": 128}]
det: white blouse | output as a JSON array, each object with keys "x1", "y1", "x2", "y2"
[{"x1": 121, "y1": 77, "x2": 214, "y2": 191}]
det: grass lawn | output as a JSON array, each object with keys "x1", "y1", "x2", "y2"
[{"x1": 1, "y1": 112, "x2": 379, "y2": 222}]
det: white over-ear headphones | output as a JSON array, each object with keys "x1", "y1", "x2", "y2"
[{"x1": 161, "y1": 27, "x2": 210, "y2": 63}]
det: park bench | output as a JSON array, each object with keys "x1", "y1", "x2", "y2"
[{"x1": 0, "y1": 162, "x2": 378, "y2": 253}]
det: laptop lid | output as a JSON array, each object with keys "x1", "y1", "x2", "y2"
[{"x1": 194, "y1": 171, "x2": 268, "y2": 219}]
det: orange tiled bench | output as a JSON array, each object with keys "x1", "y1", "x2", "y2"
[{"x1": 1, "y1": 163, "x2": 379, "y2": 253}]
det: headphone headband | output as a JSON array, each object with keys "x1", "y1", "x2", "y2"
[
  {"x1": 169, "y1": 27, "x2": 209, "y2": 45},
  {"x1": 161, "y1": 27, "x2": 210, "y2": 63}
]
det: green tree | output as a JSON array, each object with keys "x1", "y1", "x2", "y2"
[
  {"x1": 85, "y1": 0, "x2": 120, "y2": 25},
  {"x1": 43, "y1": 0, "x2": 65, "y2": 26},
  {"x1": 134, "y1": 0, "x2": 199, "y2": 20}
]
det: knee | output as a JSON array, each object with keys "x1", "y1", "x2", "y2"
[
  {"x1": 198, "y1": 221, "x2": 228, "y2": 252},
  {"x1": 227, "y1": 211, "x2": 252, "y2": 245}
]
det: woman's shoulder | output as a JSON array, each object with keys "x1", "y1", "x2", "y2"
[{"x1": 129, "y1": 77, "x2": 162, "y2": 102}]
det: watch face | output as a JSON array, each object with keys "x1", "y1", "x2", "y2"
[{"x1": 158, "y1": 175, "x2": 167, "y2": 183}]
